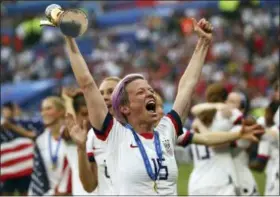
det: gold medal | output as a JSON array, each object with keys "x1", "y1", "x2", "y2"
[
  {"x1": 52, "y1": 163, "x2": 57, "y2": 170},
  {"x1": 153, "y1": 182, "x2": 158, "y2": 193}
]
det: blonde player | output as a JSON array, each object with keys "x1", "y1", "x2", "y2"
[
  {"x1": 1, "y1": 98, "x2": 71, "y2": 195},
  {"x1": 64, "y1": 17, "x2": 263, "y2": 195},
  {"x1": 63, "y1": 76, "x2": 120, "y2": 195},
  {"x1": 226, "y1": 91, "x2": 259, "y2": 195},
  {"x1": 28, "y1": 97, "x2": 71, "y2": 196},
  {"x1": 85, "y1": 77, "x2": 120, "y2": 195}
]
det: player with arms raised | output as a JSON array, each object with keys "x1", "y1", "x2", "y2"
[{"x1": 62, "y1": 14, "x2": 263, "y2": 195}]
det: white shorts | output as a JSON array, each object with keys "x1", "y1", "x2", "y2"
[{"x1": 189, "y1": 184, "x2": 236, "y2": 195}]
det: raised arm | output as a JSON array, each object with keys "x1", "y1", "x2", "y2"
[
  {"x1": 61, "y1": 87, "x2": 78, "y2": 117},
  {"x1": 173, "y1": 18, "x2": 213, "y2": 123},
  {"x1": 191, "y1": 102, "x2": 225, "y2": 116},
  {"x1": 64, "y1": 36, "x2": 107, "y2": 130}
]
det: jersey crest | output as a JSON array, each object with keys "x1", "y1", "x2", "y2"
[{"x1": 162, "y1": 139, "x2": 173, "y2": 156}]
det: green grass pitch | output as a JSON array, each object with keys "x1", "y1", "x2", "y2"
[{"x1": 177, "y1": 164, "x2": 266, "y2": 195}]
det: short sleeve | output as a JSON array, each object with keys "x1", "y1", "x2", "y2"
[
  {"x1": 90, "y1": 113, "x2": 128, "y2": 151},
  {"x1": 156, "y1": 110, "x2": 184, "y2": 145},
  {"x1": 177, "y1": 129, "x2": 193, "y2": 147},
  {"x1": 256, "y1": 137, "x2": 270, "y2": 163},
  {"x1": 166, "y1": 110, "x2": 184, "y2": 137},
  {"x1": 91, "y1": 113, "x2": 114, "y2": 141},
  {"x1": 230, "y1": 108, "x2": 243, "y2": 125},
  {"x1": 86, "y1": 129, "x2": 95, "y2": 162}
]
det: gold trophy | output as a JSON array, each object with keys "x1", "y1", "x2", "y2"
[{"x1": 40, "y1": 4, "x2": 88, "y2": 38}]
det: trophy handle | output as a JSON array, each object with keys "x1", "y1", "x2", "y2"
[
  {"x1": 49, "y1": 7, "x2": 64, "y2": 25},
  {"x1": 40, "y1": 20, "x2": 56, "y2": 27},
  {"x1": 40, "y1": 4, "x2": 63, "y2": 27}
]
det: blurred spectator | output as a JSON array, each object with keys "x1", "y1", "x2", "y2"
[
  {"x1": 0, "y1": 2, "x2": 279, "y2": 120},
  {"x1": 16, "y1": 15, "x2": 42, "y2": 48}
]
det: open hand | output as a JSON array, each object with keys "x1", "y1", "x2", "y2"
[{"x1": 65, "y1": 113, "x2": 88, "y2": 150}]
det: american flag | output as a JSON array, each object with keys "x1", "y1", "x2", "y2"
[
  {"x1": 28, "y1": 144, "x2": 50, "y2": 195},
  {"x1": 29, "y1": 144, "x2": 72, "y2": 196},
  {"x1": 0, "y1": 117, "x2": 43, "y2": 181}
]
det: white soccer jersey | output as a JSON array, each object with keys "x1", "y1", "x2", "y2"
[
  {"x1": 258, "y1": 124, "x2": 279, "y2": 196},
  {"x1": 274, "y1": 107, "x2": 279, "y2": 127},
  {"x1": 231, "y1": 125, "x2": 259, "y2": 195},
  {"x1": 175, "y1": 128, "x2": 193, "y2": 164},
  {"x1": 188, "y1": 108, "x2": 243, "y2": 195},
  {"x1": 90, "y1": 110, "x2": 192, "y2": 195},
  {"x1": 65, "y1": 143, "x2": 98, "y2": 195},
  {"x1": 86, "y1": 129, "x2": 113, "y2": 195},
  {"x1": 29, "y1": 129, "x2": 70, "y2": 195},
  {"x1": 257, "y1": 116, "x2": 266, "y2": 127}
]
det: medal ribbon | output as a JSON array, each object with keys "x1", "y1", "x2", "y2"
[
  {"x1": 126, "y1": 124, "x2": 163, "y2": 181},
  {"x1": 48, "y1": 128, "x2": 63, "y2": 167}
]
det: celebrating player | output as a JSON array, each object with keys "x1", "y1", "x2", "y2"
[
  {"x1": 64, "y1": 76, "x2": 120, "y2": 195},
  {"x1": 63, "y1": 16, "x2": 264, "y2": 195},
  {"x1": 226, "y1": 91, "x2": 259, "y2": 195},
  {"x1": 28, "y1": 96, "x2": 71, "y2": 196},
  {"x1": 189, "y1": 84, "x2": 249, "y2": 195},
  {"x1": 63, "y1": 17, "x2": 211, "y2": 195},
  {"x1": 251, "y1": 101, "x2": 279, "y2": 196}
]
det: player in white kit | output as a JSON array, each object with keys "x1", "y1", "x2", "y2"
[
  {"x1": 226, "y1": 91, "x2": 259, "y2": 195},
  {"x1": 63, "y1": 18, "x2": 263, "y2": 195},
  {"x1": 189, "y1": 84, "x2": 249, "y2": 195},
  {"x1": 28, "y1": 97, "x2": 71, "y2": 196},
  {"x1": 62, "y1": 89, "x2": 97, "y2": 195},
  {"x1": 63, "y1": 76, "x2": 120, "y2": 195},
  {"x1": 251, "y1": 102, "x2": 279, "y2": 196},
  {"x1": 63, "y1": 17, "x2": 214, "y2": 195}
]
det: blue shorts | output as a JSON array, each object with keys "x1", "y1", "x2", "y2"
[{"x1": 1, "y1": 175, "x2": 31, "y2": 193}]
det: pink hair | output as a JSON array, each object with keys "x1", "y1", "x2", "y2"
[{"x1": 111, "y1": 73, "x2": 145, "y2": 124}]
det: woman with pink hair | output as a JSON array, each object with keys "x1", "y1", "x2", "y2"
[{"x1": 63, "y1": 18, "x2": 263, "y2": 195}]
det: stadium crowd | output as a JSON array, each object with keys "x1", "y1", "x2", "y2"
[{"x1": 1, "y1": 1, "x2": 279, "y2": 196}]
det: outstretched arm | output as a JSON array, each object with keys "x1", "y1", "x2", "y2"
[
  {"x1": 1, "y1": 120, "x2": 36, "y2": 139},
  {"x1": 191, "y1": 103, "x2": 225, "y2": 116},
  {"x1": 173, "y1": 18, "x2": 213, "y2": 124},
  {"x1": 64, "y1": 37, "x2": 108, "y2": 130},
  {"x1": 191, "y1": 119, "x2": 264, "y2": 146}
]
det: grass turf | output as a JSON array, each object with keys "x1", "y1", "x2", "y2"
[{"x1": 177, "y1": 164, "x2": 266, "y2": 195}]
